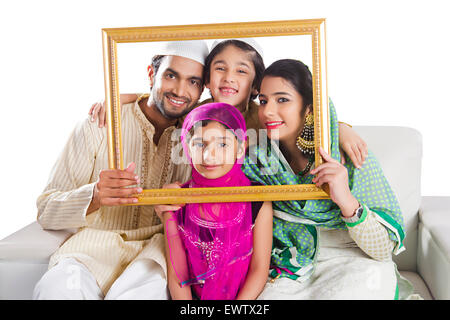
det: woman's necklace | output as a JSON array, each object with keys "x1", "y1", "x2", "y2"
[
  {"x1": 281, "y1": 141, "x2": 315, "y2": 176},
  {"x1": 297, "y1": 156, "x2": 314, "y2": 176}
]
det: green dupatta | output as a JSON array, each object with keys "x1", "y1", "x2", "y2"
[{"x1": 242, "y1": 100, "x2": 406, "y2": 280}]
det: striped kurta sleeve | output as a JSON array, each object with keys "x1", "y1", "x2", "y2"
[{"x1": 36, "y1": 118, "x2": 102, "y2": 230}]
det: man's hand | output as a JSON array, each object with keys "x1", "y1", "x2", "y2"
[{"x1": 87, "y1": 162, "x2": 142, "y2": 214}]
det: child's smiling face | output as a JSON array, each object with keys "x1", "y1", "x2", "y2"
[
  {"x1": 188, "y1": 121, "x2": 245, "y2": 180},
  {"x1": 206, "y1": 45, "x2": 258, "y2": 112}
]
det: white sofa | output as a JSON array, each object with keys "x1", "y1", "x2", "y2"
[{"x1": 0, "y1": 126, "x2": 449, "y2": 300}]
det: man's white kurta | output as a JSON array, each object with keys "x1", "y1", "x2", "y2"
[{"x1": 37, "y1": 95, "x2": 191, "y2": 295}]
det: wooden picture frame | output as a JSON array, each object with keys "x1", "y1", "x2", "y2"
[{"x1": 102, "y1": 19, "x2": 330, "y2": 205}]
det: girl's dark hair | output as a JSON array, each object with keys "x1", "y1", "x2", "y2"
[
  {"x1": 263, "y1": 59, "x2": 313, "y2": 115},
  {"x1": 188, "y1": 120, "x2": 243, "y2": 143},
  {"x1": 203, "y1": 40, "x2": 265, "y2": 100}
]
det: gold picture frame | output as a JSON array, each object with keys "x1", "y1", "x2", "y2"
[{"x1": 102, "y1": 19, "x2": 331, "y2": 205}]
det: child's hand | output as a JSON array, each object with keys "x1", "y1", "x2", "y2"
[
  {"x1": 88, "y1": 93, "x2": 139, "y2": 129},
  {"x1": 338, "y1": 123, "x2": 368, "y2": 169},
  {"x1": 154, "y1": 182, "x2": 185, "y2": 221},
  {"x1": 89, "y1": 100, "x2": 106, "y2": 128}
]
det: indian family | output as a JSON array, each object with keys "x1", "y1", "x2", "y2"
[{"x1": 32, "y1": 39, "x2": 417, "y2": 300}]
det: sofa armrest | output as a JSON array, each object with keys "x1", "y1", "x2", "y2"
[
  {"x1": 0, "y1": 222, "x2": 76, "y2": 299},
  {"x1": 0, "y1": 221, "x2": 75, "y2": 263},
  {"x1": 418, "y1": 196, "x2": 450, "y2": 300}
]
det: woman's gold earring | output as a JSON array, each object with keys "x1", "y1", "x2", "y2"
[{"x1": 296, "y1": 113, "x2": 315, "y2": 156}]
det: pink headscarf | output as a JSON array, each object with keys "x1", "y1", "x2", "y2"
[{"x1": 167, "y1": 102, "x2": 253, "y2": 300}]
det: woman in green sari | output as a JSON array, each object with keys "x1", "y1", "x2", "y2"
[{"x1": 242, "y1": 59, "x2": 418, "y2": 299}]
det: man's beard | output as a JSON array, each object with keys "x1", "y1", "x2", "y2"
[{"x1": 154, "y1": 92, "x2": 194, "y2": 120}]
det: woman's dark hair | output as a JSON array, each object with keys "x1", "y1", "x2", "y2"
[
  {"x1": 203, "y1": 40, "x2": 265, "y2": 100},
  {"x1": 263, "y1": 59, "x2": 313, "y2": 115}
]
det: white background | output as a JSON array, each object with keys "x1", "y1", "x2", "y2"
[
  {"x1": 0, "y1": 0, "x2": 449, "y2": 240},
  {"x1": 118, "y1": 36, "x2": 314, "y2": 94}
]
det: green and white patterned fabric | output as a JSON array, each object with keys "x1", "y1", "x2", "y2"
[{"x1": 242, "y1": 100, "x2": 406, "y2": 280}]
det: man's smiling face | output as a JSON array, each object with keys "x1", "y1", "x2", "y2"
[{"x1": 150, "y1": 55, "x2": 204, "y2": 120}]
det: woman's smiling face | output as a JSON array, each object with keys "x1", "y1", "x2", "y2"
[
  {"x1": 258, "y1": 76, "x2": 308, "y2": 142},
  {"x1": 206, "y1": 45, "x2": 257, "y2": 112}
]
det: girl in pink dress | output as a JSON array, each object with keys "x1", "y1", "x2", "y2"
[{"x1": 157, "y1": 102, "x2": 273, "y2": 300}]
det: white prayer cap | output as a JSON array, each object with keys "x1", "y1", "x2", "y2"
[
  {"x1": 159, "y1": 40, "x2": 209, "y2": 66},
  {"x1": 210, "y1": 38, "x2": 264, "y2": 59}
]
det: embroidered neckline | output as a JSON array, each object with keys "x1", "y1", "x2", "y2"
[
  {"x1": 133, "y1": 94, "x2": 183, "y2": 132},
  {"x1": 132, "y1": 94, "x2": 177, "y2": 227}
]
